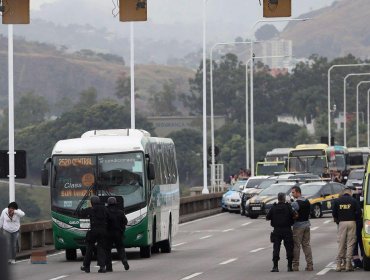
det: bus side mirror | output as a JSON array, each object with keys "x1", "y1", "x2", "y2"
[
  {"x1": 148, "y1": 162, "x2": 155, "y2": 180},
  {"x1": 41, "y1": 168, "x2": 49, "y2": 186}
]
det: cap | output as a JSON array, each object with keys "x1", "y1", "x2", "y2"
[{"x1": 107, "y1": 197, "x2": 117, "y2": 205}]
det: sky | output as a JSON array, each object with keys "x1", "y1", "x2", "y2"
[{"x1": 25, "y1": 0, "x2": 337, "y2": 44}]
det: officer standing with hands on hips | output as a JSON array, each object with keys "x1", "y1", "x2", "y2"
[
  {"x1": 79, "y1": 195, "x2": 109, "y2": 273},
  {"x1": 105, "y1": 196, "x2": 129, "y2": 272},
  {"x1": 332, "y1": 186, "x2": 361, "y2": 272},
  {"x1": 266, "y1": 192, "x2": 297, "y2": 272}
]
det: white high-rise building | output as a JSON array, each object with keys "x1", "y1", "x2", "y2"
[{"x1": 260, "y1": 40, "x2": 293, "y2": 69}]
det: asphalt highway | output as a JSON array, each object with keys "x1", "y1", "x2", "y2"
[{"x1": 10, "y1": 212, "x2": 369, "y2": 280}]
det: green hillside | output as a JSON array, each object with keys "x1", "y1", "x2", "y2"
[
  {"x1": 0, "y1": 36, "x2": 195, "y2": 113},
  {"x1": 0, "y1": 183, "x2": 50, "y2": 223},
  {"x1": 280, "y1": 0, "x2": 370, "y2": 59}
]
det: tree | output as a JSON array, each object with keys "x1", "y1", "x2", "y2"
[
  {"x1": 167, "y1": 129, "x2": 203, "y2": 187},
  {"x1": 149, "y1": 81, "x2": 181, "y2": 116},
  {"x1": 115, "y1": 73, "x2": 131, "y2": 105},
  {"x1": 76, "y1": 87, "x2": 98, "y2": 108},
  {"x1": 13, "y1": 92, "x2": 49, "y2": 129}
]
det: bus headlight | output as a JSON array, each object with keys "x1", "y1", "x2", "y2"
[
  {"x1": 52, "y1": 217, "x2": 72, "y2": 229},
  {"x1": 127, "y1": 214, "x2": 146, "y2": 226},
  {"x1": 365, "y1": 220, "x2": 370, "y2": 234}
]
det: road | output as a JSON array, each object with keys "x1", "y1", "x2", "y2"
[{"x1": 10, "y1": 212, "x2": 368, "y2": 280}]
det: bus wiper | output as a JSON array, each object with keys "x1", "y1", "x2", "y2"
[{"x1": 74, "y1": 183, "x2": 94, "y2": 216}]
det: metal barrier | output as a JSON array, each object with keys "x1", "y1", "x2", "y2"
[{"x1": 18, "y1": 193, "x2": 223, "y2": 255}]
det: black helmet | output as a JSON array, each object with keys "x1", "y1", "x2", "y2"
[
  {"x1": 107, "y1": 197, "x2": 117, "y2": 205},
  {"x1": 90, "y1": 195, "x2": 100, "y2": 205}
]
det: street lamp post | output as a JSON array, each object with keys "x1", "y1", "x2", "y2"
[
  {"x1": 249, "y1": 18, "x2": 310, "y2": 176},
  {"x1": 356, "y1": 81, "x2": 370, "y2": 147},
  {"x1": 130, "y1": 22, "x2": 135, "y2": 129},
  {"x1": 8, "y1": 25, "x2": 15, "y2": 203},
  {"x1": 343, "y1": 73, "x2": 370, "y2": 146},
  {"x1": 328, "y1": 63, "x2": 370, "y2": 146},
  {"x1": 202, "y1": 0, "x2": 208, "y2": 194},
  {"x1": 209, "y1": 40, "x2": 285, "y2": 190}
]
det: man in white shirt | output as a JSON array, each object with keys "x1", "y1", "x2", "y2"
[{"x1": 0, "y1": 202, "x2": 25, "y2": 264}]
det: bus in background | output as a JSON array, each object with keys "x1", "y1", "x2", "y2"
[
  {"x1": 265, "y1": 148, "x2": 292, "y2": 162},
  {"x1": 332, "y1": 145, "x2": 349, "y2": 177},
  {"x1": 288, "y1": 144, "x2": 335, "y2": 176},
  {"x1": 41, "y1": 129, "x2": 179, "y2": 260},
  {"x1": 255, "y1": 161, "x2": 285, "y2": 176},
  {"x1": 348, "y1": 147, "x2": 370, "y2": 169}
]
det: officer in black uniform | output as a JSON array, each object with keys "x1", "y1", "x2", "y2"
[
  {"x1": 266, "y1": 192, "x2": 296, "y2": 272},
  {"x1": 352, "y1": 189, "x2": 364, "y2": 269},
  {"x1": 79, "y1": 195, "x2": 109, "y2": 273},
  {"x1": 105, "y1": 196, "x2": 129, "y2": 272},
  {"x1": 0, "y1": 234, "x2": 10, "y2": 280}
]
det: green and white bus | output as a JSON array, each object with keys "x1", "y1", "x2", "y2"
[{"x1": 41, "y1": 129, "x2": 179, "y2": 260}]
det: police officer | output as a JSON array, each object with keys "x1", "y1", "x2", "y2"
[
  {"x1": 352, "y1": 189, "x2": 364, "y2": 269},
  {"x1": 105, "y1": 197, "x2": 129, "y2": 272},
  {"x1": 332, "y1": 187, "x2": 362, "y2": 272},
  {"x1": 291, "y1": 186, "x2": 313, "y2": 271},
  {"x1": 266, "y1": 192, "x2": 296, "y2": 272},
  {"x1": 0, "y1": 234, "x2": 10, "y2": 280},
  {"x1": 79, "y1": 195, "x2": 109, "y2": 273}
]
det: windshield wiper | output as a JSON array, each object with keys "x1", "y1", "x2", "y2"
[{"x1": 74, "y1": 183, "x2": 94, "y2": 216}]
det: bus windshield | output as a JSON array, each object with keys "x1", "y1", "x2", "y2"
[
  {"x1": 334, "y1": 154, "x2": 346, "y2": 171},
  {"x1": 51, "y1": 152, "x2": 145, "y2": 212},
  {"x1": 289, "y1": 156, "x2": 326, "y2": 175},
  {"x1": 257, "y1": 162, "x2": 285, "y2": 175}
]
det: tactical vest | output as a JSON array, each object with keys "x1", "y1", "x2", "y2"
[{"x1": 296, "y1": 199, "x2": 310, "y2": 222}]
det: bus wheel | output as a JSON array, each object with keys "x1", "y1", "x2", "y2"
[
  {"x1": 140, "y1": 245, "x2": 152, "y2": 258},
  {"x1": 161, "y1": 219, "x2": 172, "y2": 253},
  {"x1": 363, "y1": 254, "x2": 370, "y2": 271},
  {"x1": 66, "y1": 249, "x2": 77, "y2": 261},
  {"x1": 310, "y1": 204, "x2": 322, "y2": 218}
]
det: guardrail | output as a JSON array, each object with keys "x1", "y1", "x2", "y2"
[{"x1": 17, "y1": 193, "x2": 223, "y2": 256}]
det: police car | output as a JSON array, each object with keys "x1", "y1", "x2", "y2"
[
  {"x1": 299, "y1": 181, "x2": 346, "y2": 218},
  {"x1": 222, "y1": 180, "x2": 247, "y2": 212},
  {"x1": 245, "y1": 182, "x2": 297, "y2": 219}
]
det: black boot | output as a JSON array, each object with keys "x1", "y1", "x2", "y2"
[
  {"x1": 287, "y1": 260, "x2": 293, "y2": 272},
  {"x1": 271, "y1": 261, "x2": 279, "y2": 272}
]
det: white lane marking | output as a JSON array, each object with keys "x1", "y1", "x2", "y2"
[
  {"x1": 323, "y1": 220, "x2": 331, "y2": 224},
  {"x1": 173, "y1": 242, "x2": 187, "y2": 247},
  {"x1": 317, "y1": 262, "x2": 336, "y2": 275},
  {"x1": 317, "y1": 268, "x2": 331, "y2": 275},
  {"x1": 219, "y1": 258, "x2": 237, "y2": 265},
  {"x1": 241, "y1": 222, "x2": 252, "y2": 226},
  {"x1": 180, "y1": 213, "x2": 226, "y2": 227},
  {"x1": 222, "y1": 228, "x2": 234, "y2": 232},
  {"x1": 311, "y1": 227, "x2": 319, "y2": 231},
  {"x1": 199, "y1": 235, "x2": 212, "y2": 240},
  {"x1": 180, "y1": 272, "x2": 203, "y2": 279},
  {"x1": 14, "y1": 259, "x2": 30, "y2": 263},
  {"x1": 250, "y1": 247, "x2": 265, "y2": 253},
  {"x1": 49, "y1": 276, "x2": 69, "y2": 280},
  {"x1": 48, "y1": 252, "x2": 65, "y2": 258}
]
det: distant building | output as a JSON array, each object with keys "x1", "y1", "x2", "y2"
[
  {"x1": 277, "y1": 114, "x2": 315, "y2": 135},
  {"x1": 261, "y1": 40, "x2": 293, "y2": 69},
  {"x1": 147, "y1": 116, "x2": 226, "y2": 137}
]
